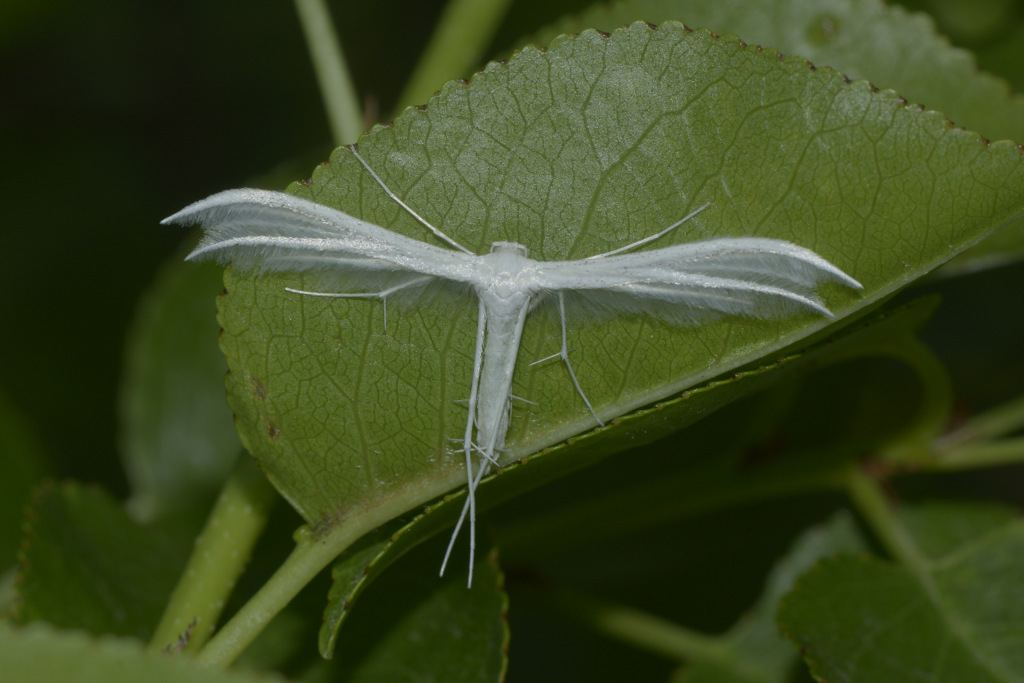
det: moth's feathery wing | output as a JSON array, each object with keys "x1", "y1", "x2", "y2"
[
  {"x1": 537, "y1": 237, "x2": 862, "y2": 325},
  {"x1": 161, "y1": 189, "x2": 478, "y2": 289}
]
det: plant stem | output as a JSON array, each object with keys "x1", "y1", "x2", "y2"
[
  {"x1": 394, "y1": 0, "x2": 513, "y2": 113},
  {"x1": 934, "y1": 437, "x2": 1024, "y2": 470},
  {"x1": 194, "y1": 498, "x2": 408, "y2": 667},
  {"x1": 544, "y1": 588, "x2": 728, "y2": 664},
  {"x1": 293, "y1": 0, "x2": 363, "y2": 146},
  {"x1": 149, "y1": 456, "x2": 277, "y2": 655},
  {"x1": 844, "y1": 465, "x2": 928, "y2": 577},
  {"x1": 935, "y1": 392, "x2": 1024, "y2": 450},
  {"x1": 868, "y1": 336, "x2": 953, "y2": 465}
]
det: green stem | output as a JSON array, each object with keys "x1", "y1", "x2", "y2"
[
  {"x1": 393, "y1": 0, "x2": 514, "y2": 113},
  {"x1": 194, "y1": 499, "x2": 406, "y2": 667},
  {"x1": 934, "y1": 437, "x2": 1024, "y2": 471},
  {"x1": 543, "y1": 588, "x2": 728, "y2": 664},
  {"x1": 293, "y1": 0, "x2": 363, "y2": 145},
  {"x1": 935, "y1": 393, "x2": 1024, "y2": 450},
  {"x1": 866, "y1": 337, "x2": 953, "y2": 465},
  {"x1": 844, "y1": 465, "x2": 928, "y2": 576},
  {"x1": 149, "y1": 456, "x2": 277, "y2": 655}
]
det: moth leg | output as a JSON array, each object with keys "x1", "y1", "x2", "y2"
[
  {"x1": 286, "y1": 275, "x2": 432, "y2": 331},
  {"x1": 456, "y1": 394, "x2": 535, "y2": 406},
  {"x1": 440, "y1": 458, "x2": 491, "y2": 587},
  {"x1": 446, "y1": 438, "x2": 501, "y2": 468},
  {"x1": 441, "y1": 298, "x2": 488, "y2": 587},
  {"x1": 530, "y1": 292, "x2": 604, "y2": 427}
]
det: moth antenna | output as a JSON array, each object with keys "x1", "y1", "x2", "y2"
[
  {"x1": 348, "y1": 145, "x2": 474, "y2": 255},
  {"x1": 588, "y1": 201, "x2": 712, "y2": 259}
]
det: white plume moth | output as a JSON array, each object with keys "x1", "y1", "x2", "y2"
[{"x1": 164, "y1": 145, "x2": 862, "y2": 586}]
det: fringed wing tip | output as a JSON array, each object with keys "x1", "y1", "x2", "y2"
[{"x1": 160, "y1": 188, "x2": 269, "y2": 227}]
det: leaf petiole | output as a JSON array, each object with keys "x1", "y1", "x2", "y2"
[
  {"x1": 193, "y1": 490, "x2": 425, "y2": 667},
  {"x1": 149, "y1": 456, "x2": 277, "y2": 655},
  {"x1": 293, "y1": 0, "x2": 363, "y2": 145},
  {"x1": 844, "y1": 465, "x2": 929, "y2": 577},
  {"x1": 538, "y1": 587, "x2": 729, "y2": 665},
  {"x1": 393, "y1": 0, "x2": 514, "y2": 113}
]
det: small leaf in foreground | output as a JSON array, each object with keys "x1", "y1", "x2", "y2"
[
  {"x1": 329, "y1": 538, "x2": 508, "y2": 682},
  {"x1": 15, "y1": 481, "x2": 185, "y2": 640},
  {"x1": 0, "y1": 622, "x2": 284, "y2": 683},
  {"x1": 0, "y1": 390, "x2": 48, "y2": 570},
  {"x1": 778, "y1": 502, "x2": 1024, "y2": 682}
]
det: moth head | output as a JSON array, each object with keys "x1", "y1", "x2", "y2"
[{"x1": 490, "y1": 241, "x2": 528, "y2": 257}]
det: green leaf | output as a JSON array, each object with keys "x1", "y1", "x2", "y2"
[
  {"x1": 119, "y1": 256, "x2": 241, "y2": 523},
  {"x1": 532, "y1": 0, "x2": 1024, "y2": 144},
  {"x1": 678, "y1": 512, "x2": 867, "y2": 682},
  {"x1": 217, "y1": 22, "x2": 1024, "y2": 555},
  {"x1": 778, "y1": 501, "x2": 1024, "y2": 682},
  {"x1": 530, "y1": 0, "x2": 1024, "y2": 273},
  {"x1": 679, "y1": 516, "x2": 864, "y2": 683},
  {"x1": 898, "y1": 0, "x2": 1019, "y2": 45},
  {"x1": 328, "y1": 539, "x2": 508, "y2": 681},
  {"x1": 0, "y1": 390, "x2": 48, "y2": 571},
  {"x1": 15, "y1": 482, "x2": 184, "y2": 640},
  {"x1": 0, "y1": 622, "x2": 284, "y2": 683}
]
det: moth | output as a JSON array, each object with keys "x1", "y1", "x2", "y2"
[{"x1": 164, "y1": 145, "x2": 862, "y2": 586}]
